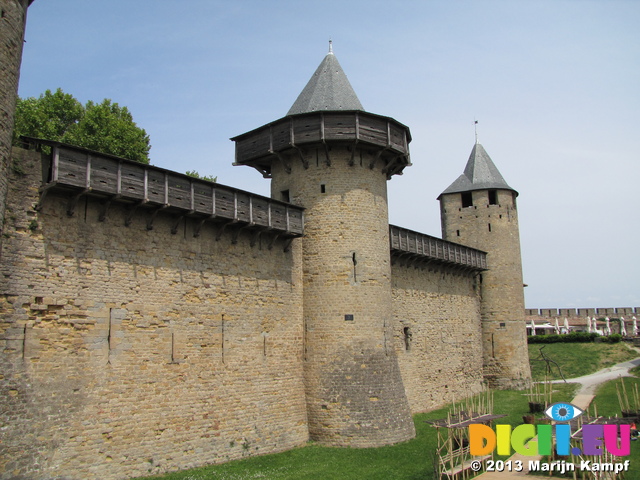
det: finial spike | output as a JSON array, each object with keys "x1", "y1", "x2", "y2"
[
  {"x1": 474, "y1": 119, "x2": 479, "y2": 144},
  {"x1": 328, "y1": 39, "x2": 333, "y2": 54}
]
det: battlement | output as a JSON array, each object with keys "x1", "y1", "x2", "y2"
[
  {"x1": 23, "y1": 137, "x2": 304, "y2": 239},
  {"x1": 526, "y1": 307, "x2": 639, "y2": 318},
  {"x1": 389, "y1": 224, "x2": 487, "y2": 271}
]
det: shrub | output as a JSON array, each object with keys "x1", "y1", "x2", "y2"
[
  {"x1": 528, "y1": 332, "x2": 598, "y2": 344},
  {"x1": 601, "y1": 334, "x2": 622, "y2": 344}
]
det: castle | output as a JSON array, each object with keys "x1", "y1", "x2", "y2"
[{"x1": 0, "y1": 3, "x2": 530, "y2": 479}]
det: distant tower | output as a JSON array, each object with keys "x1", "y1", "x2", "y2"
[
  {"x1": 0, "y1": 0, "x2": 34, "y2": 241},
  {"x1": 439, "y1": 143, "x2": 531, "y2": 389},
  {"x1": 232, "y1": 44, "x2": 415, "y2": 446}
]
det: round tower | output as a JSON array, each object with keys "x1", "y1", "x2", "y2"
[
  {"x1": 0, "y1": 0, "x2": 34, "y2": 241},
  {"x1": 232, "y1": 45, "x2": 415, "y2": 446},
  {"x1": 438, "y1": 143, "x2": 531, "y2": 389}
]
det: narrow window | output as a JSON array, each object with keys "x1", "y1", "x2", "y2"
[
  {"x1": 461, "y1": 192, "x2": 473, "y2": 208},
  {"x1": 281, "y1": 189, "x2": 290, "y2": 202},
  {"x1": 403, "y1": 327, "x2": 412, "y2": 351},
  {"x1": 456, "y1": 229, "x2": 460, "y2": 237},
  {"x1": 352, "y1": 252, "x2": 357, "y2": 283},
  {"x1": 320, "y1": 184, "x2": 326, "y2": 193},
  {"x1": 488, "y1": 190, "x2": 498, "y2": 205},
  {"x1": 488, "y1": 223, "x2": 492, "y2": 232}
]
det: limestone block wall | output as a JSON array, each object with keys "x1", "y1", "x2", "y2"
[
  {"x1": 441, "y1": 189, "x2": 531, "y2": 389},
  {"x1": 392, "y1": 263, "x2": 484, "y2": 413},
  {"x1": 269, "y1": 146, "x2": 415, "y2": 447},
  {"x1": 0, "y1": 0, "x2": 30, "y2": 242},
  {"x1": 0, "y1": 148, "x2": 308, "y2": 480}
]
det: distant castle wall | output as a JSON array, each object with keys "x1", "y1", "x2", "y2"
[
  {"x1": 392, "y1": 262, "x2": 484, "y2": 412},
  {"x1": 0, "y1": 148, "x2": 308, "y2": 479},
  {"x1": 526, "y1": 307, "x2": 639, "y2": 318}
]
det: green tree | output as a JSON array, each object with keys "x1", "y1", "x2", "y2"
[
  {"x1": 185, "y1": 170, "x2": 217, "y2": 183},
  {"x1": 13, "y1": 88, "x2": 151, "y2": 164},
  {"x1": 13, "y1": 88, "x2": 83, "y2": 141}
]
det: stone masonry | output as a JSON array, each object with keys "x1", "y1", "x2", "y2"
[
  {"x1": 0, "y1": 0, "x2": 31, "y2": 243},
  {"x1": 440, "y1": 188, "x2": 531, "y2": 389},
  {"x1": 1, "y1": 148, "x2": 308, "y2": 479},
  {"x1": 270, "y1": 146, "x2": 416, "y2": 447},
  {"x1": 0, "y1": 16, "x2": 532, "y2": 478}
]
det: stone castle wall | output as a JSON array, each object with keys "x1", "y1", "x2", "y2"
[
  {"x1": 0, "y1": 148, "x2": 308, "y2": 479},
  {"x1": 270, "y1": 147, "x2": 415, "y2": 447},
  {"x1": 392, "y1": 262, "x2": 484, "y2": 412},
  {"x1": 0, "y1": 0, "x2": 31, "y2": 242},
  {"x1": 0, "y1": 147, "x2": 493, "y2": 479},
  {"x1": 440, "y1": 189, "x2": 531, "y2": 389},
  {"x1": 526, "y1": 307, "x2": 639, "y2": 318}
]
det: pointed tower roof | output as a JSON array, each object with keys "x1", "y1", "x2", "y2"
[
  {"x1": 439, "y1": 143, "x2": 517, "y2": 197},
  {"x1": 287, "y1": 42, "x2": 364, "y2": 115}
]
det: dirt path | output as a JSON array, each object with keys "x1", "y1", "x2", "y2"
[
  {"x1": 551, "y1": 356, "x2": 640, "y2": 394},
  {"x1": 474, "y1": 356, "x2": 640, "y2": 478}
]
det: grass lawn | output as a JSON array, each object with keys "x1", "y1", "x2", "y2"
[
  {"x1": 134, "y1": 384, "x2": 580, "y2": 480},
  {"x1": 528, "y1": 341, "x2": 639, "y2": 381},
  {"x1": 591, "y1": 376, "x2": 640, "y2": 478},
  {"x1": 132, "y1": 344, "x2": 639, "y2": 480}
]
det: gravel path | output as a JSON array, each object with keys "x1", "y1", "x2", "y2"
[{"x1": 550, "y1": 356, "x2": 640, "y2": 395}]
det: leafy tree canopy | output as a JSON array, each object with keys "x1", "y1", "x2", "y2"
[
  {"x1": 185, "y1": 170, "x2": 217, "y2": 183},
  {"x1": 14, "y1": 88, "x2": 151, "y2": 164}
]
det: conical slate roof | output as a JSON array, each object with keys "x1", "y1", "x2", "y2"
[
  {"x1": 440, "y1": 143, "x2": 517, "y2": 197},
  {"x1": 287, "y1": 43, "x2": 364, "y2": 115}
]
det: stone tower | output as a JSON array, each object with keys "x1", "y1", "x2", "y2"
[
  {"x1": 0, "y1": 0, "x2": 33, "y2": 241},
  {"x1": 439, "y1": 143, "x2": 531, "y2": 389},
  {"x1": 232, "y1": 44, "x2": 416, "y2": 446}
]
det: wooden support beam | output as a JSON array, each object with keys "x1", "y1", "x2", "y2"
[
  {"x1": 170, "y1": 214, "x2": 185, "y2": 235},
  {"x1": 215, "y1": 221, "x2": 234, "y2": 242},
  {"x1": 250, "y1": 230, "x2": 262, "y2": 248},
  {"x1": 35, "y1": 183, "x2": 56, "y2": 211},
  {"x1": 272, "y1": 150, "x2": 292, "y2": 174},
  {"x1": 267, "y1": 232, "x2": 280, "y2": 250},
  {"x1": 348, "y1": 140, "x2": 358, "y2": 167},
  {"x1": 125, "y1": 200, "x2": 147, "y2": 227},
  {"x1": 283, "y1": 237, "x2": 294, "y2": 253},
  {"x1": 66, "y1": 188, "x2": 90, "y2": 217},
  {"x1": 147, "y1": 205, "x2": 169, "y2": 231},
  {"x1": 194, "y1": 216, "x2": 213, "y2": 238}
]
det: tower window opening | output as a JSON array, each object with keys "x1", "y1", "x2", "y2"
[
  {"x1": 281, "y1": 189, "x2": 290, "y2": 202},
  {"x1": 403, "y1": 327, "x2": 412, "y2": 351},
  {"x1": 352, "y1": 252, "x2": 358, "y2": 283},
  {"x1": 488, "y1": 223, "x2": 492, "y2": 232},
  {"x1": 320, "y1": 184, "x2": 326, "y2": 193},
  {"x1": 488, "y1": 190, "x2": 498, "y2": 205},
  {"x1": 456, "y1": 230, "x2": 460, "y2": 237},
  {"x1": 461, "y1": 192, "x2": 473, "y2": 208}
]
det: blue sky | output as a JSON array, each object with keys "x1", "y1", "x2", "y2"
[{"x1": 18, "y1": 0, "x2": 640, "y2": 310}]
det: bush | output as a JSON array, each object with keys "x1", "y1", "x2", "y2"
[
  {"x1": 528, "y1": 332, "x2": 598, "y2": 344},
  {"x1": 527, "y1": 332, "x2": 624, "y2": 344},
  {"x1": 601, "y1": 334, "x2": 622, "y2": 343}
]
